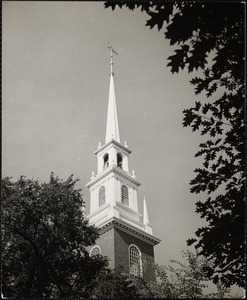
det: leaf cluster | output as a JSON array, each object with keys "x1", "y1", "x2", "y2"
[
  {"x1": 105, "y1": 2, "x2": 244, "y2": 77},
  {"x1": 89, "y1": 265, "x2": 140, "y2": 299},
  {"x1": 143, "y1": 250, "x2": 227, "y2": 298},
  {"x1": 174, "y1": 4, "x2": 245, "y2": 288},
  {"x1": 1, "y1": 174, "x2": 108, "y2": 298}
]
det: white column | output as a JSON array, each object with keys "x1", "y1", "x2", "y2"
[
  {"x1": 107, "y1": 177, "x2": 115, "y2": 206},
  {"x1": 90, "y1": 188, "x2": 93, "y2": 213},
  {"x1": 133, "y1": 189, "x2": 138, "y2": 212},
  {"x1": 91, "y1": 188, "x2": 98, "y2": 213},
  {"x1": 109, "y1": 147, "x2": 117, "y2": 166},
  {"x1": 129, "y1": 188, "x2": 133, "y2": 209},
  {"x1": 123, "y1": 155, "x2": 129, "y2": 173},
  {"x1": 114, "y1": 177, "x2": 118, "y2": 205},
  {"x1": 117, "y1": 180, "x2": 121, "y2": 203},
  {"x1": 97, "y1": 153, "x2": 104, "y2": 173}
]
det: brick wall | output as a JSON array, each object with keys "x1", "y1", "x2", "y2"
[
  {"x1": 89, "y1": 225, "x2": 156, "y2": 281},
  {"x1": 114, "y1": 228, "x2": 156, "y2": 281},
  {"x1": 89, "y1": 227, "x2": 115, "y2": 269}
]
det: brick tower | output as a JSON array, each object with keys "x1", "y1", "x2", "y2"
[{"x1": 86, "y1": 47, "x2": 160, "y2": 281}]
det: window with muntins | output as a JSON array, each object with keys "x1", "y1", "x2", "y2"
[
  {"x1": 90, "y1": 245, "x2": 101, "y2": 256},
  {"x1": 121, "y1": 185, "x2": 129, "y2": 206},
  {"x1": 99, "y1": 186, "x2": 106, "y2": 207},
  {"x1": 129, "y1": 245, "x2": 142, "y2": 276}
]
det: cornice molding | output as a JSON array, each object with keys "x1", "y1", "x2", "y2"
[
  {"x1": 94, "y1": 139, "x2": 132, "y2": 156},
  {"x1": 86, "y1": 165, "x2": 141, "y2": 189},
  {"x1": 98, "y1": 218, "x2": 161, "y2": 246}
]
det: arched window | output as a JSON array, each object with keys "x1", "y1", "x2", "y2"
[
  {"x1": 121, "y1": 185, "x2": 129, "y2": 206},
  {"x1": 90, "y1": 245, "x2": 101, "y2": 256},
  {"x1": 117, "y1": 153, "x2": 123, "y2": 169},
  {"x1": 99, "y1": 186, "x2": 105, "y2": 207},
  {"x1": 103, "y1": 153, "x2": 109, "y2": 169},
  {"x1": 129, "y1": 244, "x2": 142, "y2": 276}
]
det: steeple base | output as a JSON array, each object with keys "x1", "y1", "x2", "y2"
[{"x1": 89, "y1": 218, "x2": 160, "y2": 282}]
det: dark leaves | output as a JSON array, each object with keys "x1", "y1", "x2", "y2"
[
  {"x1": 187, "y1": 238, "x2": 197, "y2": 246},
  {"x1": 187, "y1": 43, "x2": 208, "y2": 72},
  {"x1": 146, "y1": 6, "x2": 173, "y2": 30},
  {"x1": 104, "y1": 1, "x2": 123, "y2": 10},
  {"x1": 167, "y1": 44, "x2": 189, "y2": 73},
  {"x1": 182, "y1": 108, "x2": 197, "y2": 127},
  {"x1": 201, "y1": 103, "x2": 212, "y2": 114},
  {"x1": 2, "y1": 175, "x2": 108, "y2": 298},
  {"x1": 181, "y1": 10, "x2": 244, "y2": 284},
  {"x1": 192, "y1": 116, "x2": 202, "y2": 132}
]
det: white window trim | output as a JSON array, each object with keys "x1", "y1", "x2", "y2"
[
  {"x1": 90, "y1": 245, "x2": 101, "y2": 256},
  {"x1": 121, "y1": 185, "x2": 129, "y2": 206},
  {"x1": 129, "y1": 244, "x2": 143, "y2": 277},
  {"x1": 99, "y1": 186, "x2": 106, "y2": 207}
]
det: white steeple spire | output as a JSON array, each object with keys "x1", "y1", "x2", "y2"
[{"x1": 105, "y1": 46, "x2": 120, "y2": 144}]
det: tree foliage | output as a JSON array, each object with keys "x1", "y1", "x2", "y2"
[
  {"x1": 105, "y1": 1, "x2": 245, "y2": 288},
  {"x1": 124, "y1": 250, "x2": 233, "y2": 298},
  {"x1": 89, "y1": 251, "x2": 238, "y2": 298},
  {"x1": 2, "y1": 174, "x2": 108, "y2": 298},
  {"x1": 90, "y1": 265, "x2": 140, "y2": 298},
  {"x1": 89, "y1": 252, "x2": 210, "y2": 298},
  {"x1": 149, "y1": 250, "x2": 211, "y2": 298}
]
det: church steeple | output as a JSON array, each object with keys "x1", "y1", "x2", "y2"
[
  {"x1": 86, "y1": 48, "x2": 160, "y2": 281},
  {"x1": 105, "y1": 46, "x2": 120, "y2": 143}
]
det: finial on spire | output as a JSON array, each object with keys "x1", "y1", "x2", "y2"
[{"x1": 107, "y1": 43, "x2": 118, "y2": 76}]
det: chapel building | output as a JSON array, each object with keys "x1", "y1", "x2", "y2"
[{"x1": 86, "y1": 47, "x2": 160, "y2": 281}]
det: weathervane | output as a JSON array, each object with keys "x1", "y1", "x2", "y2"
[{"x1": 107, "y1": 43, "x2": 118, "y2": 75}]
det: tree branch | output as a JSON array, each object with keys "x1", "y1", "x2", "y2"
[{"x1": 196, "y1": 113, "x2": 232, "y2": 127}]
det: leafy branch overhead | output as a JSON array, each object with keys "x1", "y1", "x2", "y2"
[{"x1": 105, "y1": 1, "x2": 245, "y2": 288}]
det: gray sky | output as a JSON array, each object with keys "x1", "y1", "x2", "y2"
[{"x1": 3, "y1": 0, "x2": 224, "y2": 284}]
